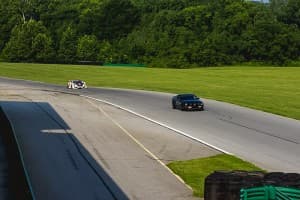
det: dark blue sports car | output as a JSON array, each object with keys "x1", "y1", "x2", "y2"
[{"x1": 172, "y1": 94, "x2": 204, "y2": 111}]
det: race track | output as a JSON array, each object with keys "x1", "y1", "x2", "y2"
[
  {"x1": 0, "y1": 78, "x2": 300, "y2": 199},
  {"x1": 83, "y1": 88, "x2": 300, "y2": 172},
  {"x1": 1, "y1": 78, "x2": 219, "y2": 200},
  {"x1": 1, "y1": 77, "x2": 300, "y2": 174}
]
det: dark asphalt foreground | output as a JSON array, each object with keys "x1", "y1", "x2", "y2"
[
  {"x1": 0, "y1": 128, "x2": 8, "y2": 200},
  {"x1": 0, "y1": 81, "x2": 216, "y2": 200}
]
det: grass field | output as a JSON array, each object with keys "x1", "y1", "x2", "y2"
[
  {"x1": 0, "y1": 62, "x2": 299, "y2": 120},
  {"x1": 167, "y1": 154, "x2": 263, "y2": 197}
]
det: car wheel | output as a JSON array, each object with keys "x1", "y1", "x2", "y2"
[
  {"x1": 180, "y1": 105, "x2": 185, "y2": 111},
  {"x1": 172, "y1": 103, "x2": 176, "y2": 109}
]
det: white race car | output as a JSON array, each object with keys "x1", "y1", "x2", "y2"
[{"x1": 67, "y1": 80, "x2": 87, "y2": 89}]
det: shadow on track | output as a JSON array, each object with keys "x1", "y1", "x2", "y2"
[{"x1": 0, "y1": 101, "x2": 129, "y2": 200}]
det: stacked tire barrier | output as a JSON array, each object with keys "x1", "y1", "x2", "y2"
[
  {"x1": 204, "y1": 171, "x2": 300, "y2": 200},
  {"x1": 0, "y1": 106, "x2": 35, "y2": 200}
]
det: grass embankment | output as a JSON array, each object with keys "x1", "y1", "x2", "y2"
[
  {"x1": 0, "y1": 62, "x2": 299, "y2": 120},
  {"x1": 167, "y1": 154, "x2": 263, "y2": 197}
]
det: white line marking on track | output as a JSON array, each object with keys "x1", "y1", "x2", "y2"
[
  {"x1": 85, "y1": 99, "x2": 191, "y2": 189},
  {"x1": 81, "y1": 95, "x2": 232, "y2": 155}
]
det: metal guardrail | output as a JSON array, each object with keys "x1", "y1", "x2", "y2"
[{"x1": 0, "y1": 106, "x2": 35, "y2": 200}]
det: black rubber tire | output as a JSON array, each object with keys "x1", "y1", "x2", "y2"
[{"x1": 172, "y1": 104, "x2": 176, "y2": 109}]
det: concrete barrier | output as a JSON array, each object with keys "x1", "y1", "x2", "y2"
[{"x1": 0, "y1": 106, "x2": 35, "y2": 200}]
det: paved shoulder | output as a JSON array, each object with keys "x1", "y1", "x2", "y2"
[{"x1": 0, "y1": 86, "x2": 207, "y2": 199}]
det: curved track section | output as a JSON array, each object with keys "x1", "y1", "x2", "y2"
[
  {"x1": 1, "y1": 78, "x2": 209, "y2": 200},
  {"x1": 1, "y1": 77, "x2": 300, "y2": 172},
  {"x1": 83, "y1": 88, "x2": 300, "y2": 172}
]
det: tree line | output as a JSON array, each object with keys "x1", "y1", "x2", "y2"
[{"x1": 0, "y1": 0, "x2": 299, "y2": 67}]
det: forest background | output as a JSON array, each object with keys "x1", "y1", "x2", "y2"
[{"x1": 0, "y1": 0, "x2": 299, "y2": 68}]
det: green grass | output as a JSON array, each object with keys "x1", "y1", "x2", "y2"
[
  {"x1": 0, "y1": 62, "x2": 300, "y2": 120},
  {"x1": 167, "y1": 154, "x2": 264, "y2": 197}
]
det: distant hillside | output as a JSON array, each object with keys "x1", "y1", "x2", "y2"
[{"x1": 0, "y1": 0, "x2": 299, "y2": 67}]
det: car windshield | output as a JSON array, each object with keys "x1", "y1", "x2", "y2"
[
  {"x1": 180, "y1": 95, "x2": 197, "y2": 100},
  {"x1": 74, "y1": 80, "x2": 83, "y2": 84}
]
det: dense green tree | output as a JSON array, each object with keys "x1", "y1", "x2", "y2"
[
  {"x1": 2, "y1": 19, "x2": 49, "y2": 62},
  {"x1": 77, "y1": 35, "x2": 99, "y2": 61},
  {"x1": 241, "y1": 15, "x2": 300, "y2": 64},
  {"x1": 79, "y1": 0, "x2": 140, "y2": 40},
  {"x1": 0, "y1": 0, "x2": 20, "y2": 51},
  {"x1": 58, "y1": 26, "x2": 78, "y2": 63},
  {"x1": 97, "y1": 41, "x2": 115, "y2": 63},
  {"x1": 39, "y1": 0, "x2": 82, "y2": 49},
  {"x1": 32, "y1": 33, "x2": 55, "y2": 62},
  {"x1": 181, "y1": 5, "x2": 212, "y2": 37},
  {"x1": 132, "y1": 0, "x2": 209, "y2": 12},
  {"x1": 270, "y1": 0, "x2": 288, "y2": 17},
  {"x1": 0, "y1": 0, "x2": 299, "y2": 66},
  {"x1": 283, "y1": 0, "x2": 300, "y2": 27}
]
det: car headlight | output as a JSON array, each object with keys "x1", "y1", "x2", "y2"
[{"x1": 184, "y1": 103, "x2": 188, "y2": 106}]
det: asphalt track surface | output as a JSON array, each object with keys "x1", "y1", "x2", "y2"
[
  {"x1": 0, "y1": 126, "x2": 8, "y2": 199},
  {"x1": 84, "y1": 89, "x2": 300, "y2": 173},
  {"x1": 84, "y1": 90, "x2": 300, "y2": 172},
  {"x1": 0, "y1": 78, "x2": 220, "y2": 200},
  {"x1": 0, "y1": 77, "x2": 300, "y2": 198}
]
